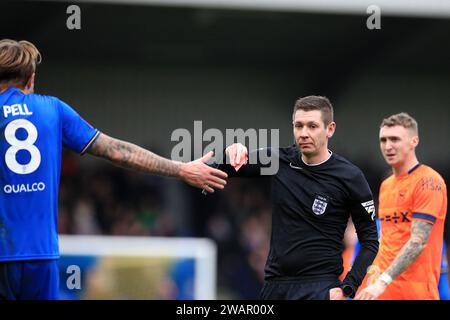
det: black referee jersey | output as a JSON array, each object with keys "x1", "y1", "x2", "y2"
[{"x1": 218, "y1": 145, "x2": 379, "y2": 294}]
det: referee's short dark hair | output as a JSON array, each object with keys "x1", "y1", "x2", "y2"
[{"x1": 293, "y1": 96, "x2": 334, "y2": 126}]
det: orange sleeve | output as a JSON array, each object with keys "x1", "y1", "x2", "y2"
[{"x1": 412, "y1": 173, "x2": 446, "y2": 225}]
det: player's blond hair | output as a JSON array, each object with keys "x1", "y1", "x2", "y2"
[
  {"x1": 0, "y1": 39, "x2": 41, "y2": 90},
  {"x1": 380, "y1": 112, "x2": 418, "y2": 135}
]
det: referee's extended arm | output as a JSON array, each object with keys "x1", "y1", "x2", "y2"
[{"x1": 217, "y1": 143, "x2": 276, "y2": 177}]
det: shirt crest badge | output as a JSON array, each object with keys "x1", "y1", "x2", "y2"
[{"x1": 312, "y1": 195, "x2": 329, "y2": 215}]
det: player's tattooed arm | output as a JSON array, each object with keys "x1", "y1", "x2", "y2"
[
  {"x1": 87, "y1": 133, "x2": 227, "y2": 192},
  {"x1": 88, "y1": 133, "x2": 181, "y2": 176},
  {"x1": 384, "y1": 220, "x2": 433, "y2": 280}
]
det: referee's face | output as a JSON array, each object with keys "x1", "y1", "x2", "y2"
[{"x1": 293, "y1": 110, "x2": 334, "y2": 158}]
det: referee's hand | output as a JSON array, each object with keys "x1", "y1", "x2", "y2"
[
  {"x1": 225, "y1": 143, "x2": 248, "y2": 170},
  {"x1": 179, "y1": 151, "x2": 228, "y2": 193}
]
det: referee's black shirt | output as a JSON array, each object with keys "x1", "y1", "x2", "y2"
[{"x1": 218, "y1": 145, "x2": 379, "y2": 293}]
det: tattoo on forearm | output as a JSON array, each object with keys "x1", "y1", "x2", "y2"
[
  {"x1": 88, "y1": 134, "x2": 180, "y2": 177},
  {"x1": 385, "y1": 220, "x2": 433, "y2": 280}
]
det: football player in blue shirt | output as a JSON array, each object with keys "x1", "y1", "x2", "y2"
[{"x1": 0, "y1": 39, "x2": 228, "y2": 300}]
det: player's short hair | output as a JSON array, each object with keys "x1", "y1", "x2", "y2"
[
  {"x1": 293, "y1": 95, "x2": 334, "y2": 126},
  {"x1": 0, "y1": 39, "x2": 41, "y2": 89},
  {"x1": 380, "y1": 112, "x2": 419, "y2": 135}
]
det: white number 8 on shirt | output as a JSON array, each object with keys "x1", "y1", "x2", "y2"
[{"x1": 4, "y1": 119, "x2": 41, "y2": 174}]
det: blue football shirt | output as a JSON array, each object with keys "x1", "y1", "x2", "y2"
[{"x1": 0, "y1": 87, "x2": 100, "y2": 261}]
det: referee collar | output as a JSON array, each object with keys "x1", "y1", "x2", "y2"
[{"x1": 301, "y1": 150, "x2": 333, "y2": 167}]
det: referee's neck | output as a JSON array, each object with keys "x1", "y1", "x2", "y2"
[{"x1": 301, "y1": 150, "x2": 332, "y2": 166}]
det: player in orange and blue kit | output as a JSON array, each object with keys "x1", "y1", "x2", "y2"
[{"x1": 355, "y1": 113, "x2": 447, "y2": 300}]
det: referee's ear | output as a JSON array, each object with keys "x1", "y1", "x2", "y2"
[{"x1": 326, "y1": 121, "x2": 336, "y2": 138}]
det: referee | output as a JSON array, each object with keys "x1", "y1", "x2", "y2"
[{"x1": 219, "y1": 96, "x2": 379, "y2": 300}]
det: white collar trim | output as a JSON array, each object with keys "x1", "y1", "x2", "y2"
[{"x1": 301, "y1": 150, "x2": 333, "y2": 166}]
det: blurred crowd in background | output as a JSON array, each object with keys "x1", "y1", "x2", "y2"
[{"x1": 58, "y1": 149, "x2": 271, "y2": 299}]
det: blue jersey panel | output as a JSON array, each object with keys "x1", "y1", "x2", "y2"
[{"x1": 0, "y1": 87, "x2": 99, "y2": 261}]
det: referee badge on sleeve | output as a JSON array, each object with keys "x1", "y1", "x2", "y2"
[
  {"x1": 312, "y1": 195, "x2": 329, "y2": 216},
  {"x1": 361, "y1": 200, "x2": 376, "y2": 221}
]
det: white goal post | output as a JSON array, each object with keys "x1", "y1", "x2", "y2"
[{"x1": 59, "y1": 235, "x2": 217, "y2": 300}]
